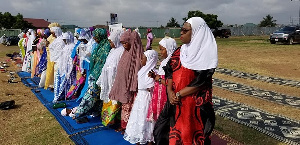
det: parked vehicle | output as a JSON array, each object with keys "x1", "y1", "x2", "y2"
[
  {"x1": 212, "y1": 29, "x2": 231, "y2": 38},
  {"x1": 269, "y1": 26, "x2": 300, "y2": 45},
  {"x1": 5, "y1": 36, "x2": 20, "y2": 46}
]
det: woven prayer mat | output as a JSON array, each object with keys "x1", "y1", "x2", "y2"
[
  {"x1": 213, "y1": 78, "x2": 300, "y2": 109},
  {"x1": 17, "y1": 71, "x2": 40, "y2": 88},
  {"x1": 31, "y1": 88, "x2": 53, "y2": 104},
  {"x1": 16, "y1": 71, "x2": 31, "y2": 78},
  {"x1": 216, "y1": 68, "x2": 300, "y2": 88},
  {"x1": 44, "y1": 101, "x2": 104, "y2": 135},
  {"x1": 69, "y1": 126, "x2": 132, "y2": 145},
  {"x1": 30, "y1": 88, "x2": 103, "y2": 135},
  {"x1": 20, "y1": 77, "x2": 40, "y2": 88},
  {"x1": 213, "y1": 96, "x2": 300, "y2": 145},
  {"x1": 69, "y1": 126, "x2": 241, "y2": 145}
]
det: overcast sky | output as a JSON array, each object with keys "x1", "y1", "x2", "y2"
[{"x1": 1, "y1": 0, "x2": 300, "y2": 27}]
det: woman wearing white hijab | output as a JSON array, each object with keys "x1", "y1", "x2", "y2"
[
  {"x1": 53, "y1": 32, "x2": 75, "y2": 102},
  {"x1": 147, "y1": 37, "x2": 177, "y2": 122},
  {"x1": 124, "y1": 50, "x2": 158, "y2": 144},
  {"x1": 96, "y1": 30, "x2": 124, "y2": 126},
  {"x1": 48, "y1": 27, "x2": 65, "y2": 101},
  {"x1": 97, "y1": 30, "x2": 124, "y2": 103},
  {"x1": 22, "y1": 29, "x2": 36, "y2": 72},
  {"x1": 44, "y1": 26, "x2": 63, "y2": 89},
  {"x1": 154, "y1": 17, "x2": 217, "y2": 145}
]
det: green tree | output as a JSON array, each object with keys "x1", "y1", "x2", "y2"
[
  {"x1": 2, "y1": 12, "x2": 15, "y2": 29},
  {"x1": 166, "y1": 17, "x2": 180, "y2": 27},
  {"x1": 0, "y1": 12, "x2": 3, "y2": 28},
  {"x1": 12, "y1": 13, "x2": 34, "y2": 29},
  {"x1": 182, "y1": 10, "x2": 223, "y2": 29},
  {"x1": 13, "y1": 13, "x2": 25, "y2": 29},
  {"x1": 259, "y1": 14, "x2": 276, "y2": 27},
  {"x1": 0, "y1": 12, "x2": 34, "y2": 30}
]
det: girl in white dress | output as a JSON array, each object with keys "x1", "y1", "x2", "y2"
[{"x1": 124, "y1": 50, "x2": 158, "y2": 144}]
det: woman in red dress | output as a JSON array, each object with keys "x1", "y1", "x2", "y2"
[{"x1": 154, "y1": 17, "x2": 218, "y2": 145}]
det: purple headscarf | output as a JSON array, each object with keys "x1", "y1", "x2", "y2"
[{"x1": 44, "y1": 29, "x2": 51, "y2": 37}]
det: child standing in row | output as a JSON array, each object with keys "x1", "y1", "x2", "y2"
[
  {"x1": 147, "y1": 37, "x2": 177, "y2": 122},
  {"x1": 124, "y1": 50, "x2": 158, "y2": 144}
]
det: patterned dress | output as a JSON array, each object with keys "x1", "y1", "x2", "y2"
[
  {"x1": 147, "y1": 75, "x2": 167, "y2": 122},
  {"x1": 155, "y1": 48, "x2": 215, "y2": 145},
  {"x1": 75, "y1": 28, "x2": 111, "y2": 120}
]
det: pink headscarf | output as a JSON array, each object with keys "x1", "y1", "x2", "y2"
[
  {"x1": 109, "y1": 31, "x2": 144, "y2": 103},
  {"x1": 37, "y1": 29, "x2": 44, "y2": 37}
]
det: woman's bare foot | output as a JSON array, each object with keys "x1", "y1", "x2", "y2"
[
  {"x1": 120, "y1": 130, "x2": 125, "y2": 135},
  {"x1": 115, "y1": 127, "x2": 125, "y2": 135}
]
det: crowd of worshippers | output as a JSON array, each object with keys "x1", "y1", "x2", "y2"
[{"x1": 18, "y1": 17, "x2": 218, "y2": 145}]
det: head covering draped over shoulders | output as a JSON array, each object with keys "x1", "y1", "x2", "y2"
[
  {"x1": 62, "y1": 31, "x2": 74, "y2": 44},
  {"x1": 89, "y1": 28, "x2": 111, "y2": 80},
  {"x1": 120, "y1": 30, "x2": 131, "y2": 43},
  {"x1": 109, "y1": 31, "x2": 144, "y2": 103},
  {"x1": 180, "y1": 17, "x2": 218, "y2": 71},
  {"x1": 58, "y1": 32, "x2": 75, "y2": 78},
  {"x1": 138, "y1": 50, "x2": 158, "y2": 89},
  {"x1": 78, "y1": 29, "x2": 90, "y2": 40},
  {"x1": 50, "y1": 27, "x2": 62, "y2": 38},
  {"x1": 49, "y1": 27, "x2": 65, "y2": 62},
  {"x1": 158, "y1": 37, "x2": 177, "y2": 75},
  {"x1": 97, "y1": 30, "x2": 125, "y2": 103},
  {"x1": 48, "y1": 22, "x2": 61, "y2": 28},
  {"x1": 108, "y1": 30, "x2": 123, "y2": 48},
  {"x1": 44, "y1": 29, "x2": 51, "y2": 38}
]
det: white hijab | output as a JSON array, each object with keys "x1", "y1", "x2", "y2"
[
  {"x1": 97, "y1": 30, "x2": 124, "y2": 103},
  {"x1": 180, "y1": 17, "x2": 218, "y2": 70},
  {"x1": 58, "y1": 32, "x2": 75, "y2": 78},
  {"x1": 108, "y1": 30, "x2": 123, "y2": 48},
  {"x1": 78, "y1": 29, "x2": 90, "y2": 40},
  {"x1": 49, "y1": 27, "x2": 65, "y2": 62},
  {"x1": 26, "y1": 29, "x2": 36, "y2": 52},
  {"x1": 138, "y1": 50, "x2": 158, "y2": 90},
  {"x1": 157, "y1": 37, "x2": 177, "y2": 75},
  {"x1": 50, "y1": 27, "x2": 62, "y2": 38}
]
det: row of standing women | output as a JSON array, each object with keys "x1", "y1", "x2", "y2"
[{"x1": 18, "y1": 17, "x2": 218, "y2": 145}]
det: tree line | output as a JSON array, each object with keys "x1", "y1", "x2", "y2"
[
  {"x1": 166, "y1": 10, "x2": 277, "y2": 28},
  {"x1": 1, "y1": 11, "x2": 277, "y2": 30},
  {"x1": 0, "y1": 12, "x2": 34, "y2": 30}
]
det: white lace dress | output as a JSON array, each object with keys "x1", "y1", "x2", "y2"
[{"x1": 123, "y1": 89, "x2": 155, "y2": 144}]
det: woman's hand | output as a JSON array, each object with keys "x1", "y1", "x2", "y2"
[
  {"x1": 148, "y1": 70, "x2": 156, "y2": 79},
  {"x1": 168, "y1": 89, "x2": 180, "y2": 105}
]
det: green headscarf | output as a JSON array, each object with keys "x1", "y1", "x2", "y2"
[{"x1": 90, "y1": 28, "x2": 111, "y2": 81}]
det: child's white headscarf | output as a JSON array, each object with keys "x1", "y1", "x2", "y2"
[
  {"x1": 138, "y1": 50, "x2": 158, "y2": 89},
  {"x1": 157, "y1": 37, "x2": 177, "y2": 75}
]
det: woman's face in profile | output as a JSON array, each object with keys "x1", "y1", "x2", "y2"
[
  {"x1": 121, "y1": 41, "x2": 131, "y2": 51},
  {"x1": 51, "y1": 32, "x2": 56, "y2": 38},
  {"x1": 93, "y1": 37, "x2": 99, "y2": 44},
  {"x1": 141, "y1": 54, "x2": 147, "y2": 66},
  {"x1": 159, "y1": 45, "x2": 167, "y2": 59},
  {"x1": 109, "y1": 39, "x2": 116, "y2": 48},
  {"x1": 180, "y1": 22, "x2": 192, "y2": 44}
]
